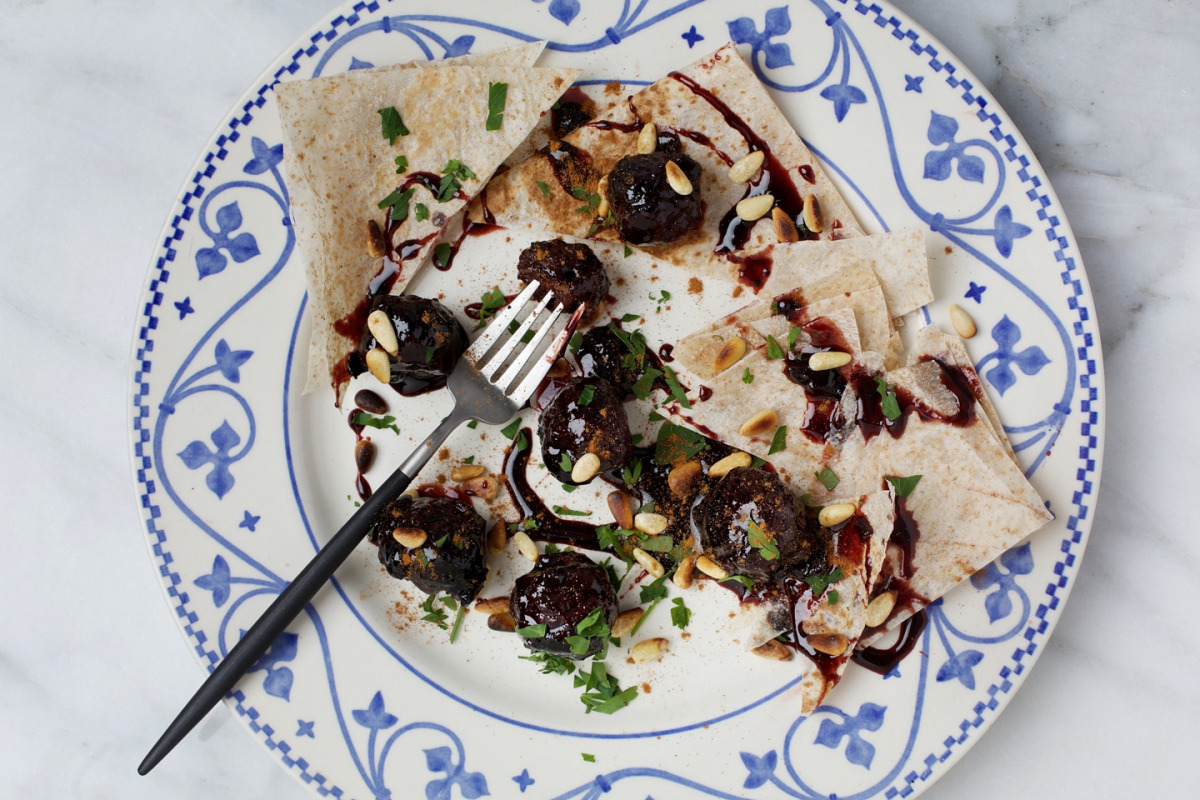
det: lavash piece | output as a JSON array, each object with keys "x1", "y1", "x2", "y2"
[
  {"x1": 468, "y1": 42, "x2": 863, "y2": 285},
  {"x1": 277, "y1": 61, "x2": 581, "y2": 403},
  {"x1": 751, "y1": 230, "x2": 933, "y2": 318}
]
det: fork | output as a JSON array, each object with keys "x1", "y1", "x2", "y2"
[{"x1": 139, "y1": 279, "x2": 581, "y2": 775}]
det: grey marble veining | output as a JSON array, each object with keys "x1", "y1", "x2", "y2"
[{"x1": 1, "y1": 1, "x2": 1195, "y2": 798}]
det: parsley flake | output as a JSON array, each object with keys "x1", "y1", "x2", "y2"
[
  {"x1": 377, "y1": 106, "x2": 409, "y2": 144},
  {"x1": 803, "y1": 566, "x2": 843, "y2": 597},
  {"x1": 787, "y1": 326, "x2": 802, "y2": 351},
  {"x1": 662, "y1": 365, "x2": 691, "y2": 409},
  {"x1": 768, "y1": 425, "x2": 788, "y2": 455},
  {"x1": 815, "y1": 467, "x2": 840, "y2": 491},
  {"x1": 485, "y1": 81, "x2": 508, "y2": 130},
  {"x1": 414, "y1": 202, "x2": 429, "y2": 221},
  {"x1": 654, "y1": 422, "x2": 707, "y2": 465},
  {"x1": 553, "y1": 505, "x2": 592, "y2": 517},
  {"x1": 827, "y1": 589, "x2": 840, "y2": 605},
  {"x1": 875, "y1": 377, "x2": 902, "y2": 421},
  {"x1": 582, "y1": 753, "x2": 595, "y2": 763},
  {"x1": 474, "y1": 286, "x2": 507, "y2": 329},
  {"x1": 885, "y1": 474, "x2": 923, "y2": 497},
  {"x1": 537, "y1": 180, "x2": 551, "y2": 199},
  {"x1": 624, "y1": 245, "x2": 633, "y2": 258},
  {"x1": 559, "y1": 452, "x2": 573, "y2": 472},
  {"x1": 433, "y1": 242, "x2": 452, "y2": 269},
  {"x1": 766, "y1": 335, "x2": 785, "y2": 360},
  {"x1": 351, "y1": 412, "x2": 400, "y2": 434},
  {"x1": 747, "y1": 520, "x2": 780, "y2": 561},
  {"x1": 743, "y1": 367, "x2": 755, "y2": 384},
  {"x1": 516, "y1": 623, "x2": 548, "y2": 638},
  {"x1": 500, "y1": 419, "x2": 522, "y2": 440},
  {"x1": 578, "y1": 384, "x2": 596, "y2": 406},
  {"x1": 377, "y1": 187, "x2": 416, "y2": 222},
  {"x1": 394, "y1": 155, "x2": 408, "y2": 174}
]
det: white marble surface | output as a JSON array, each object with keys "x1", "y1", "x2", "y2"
[{"x1": 1, "y1": 1, "x2": 1195, "y2": 798}]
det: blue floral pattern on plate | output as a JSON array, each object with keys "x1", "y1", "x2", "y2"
[{"x1": 130, "y1": 1, "x2": 1102, "y2": 798}]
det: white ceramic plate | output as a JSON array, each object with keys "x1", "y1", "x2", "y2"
[{"x1": 130, "y1": 1, "x2": 1104, "y2": 798}]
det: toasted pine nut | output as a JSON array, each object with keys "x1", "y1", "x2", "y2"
[
  {"x1": 631, "y1": 637, "x2": 668, "y2": 663},
  {"x1": 596, "y1": 175, "x2": 611, "y2": 218},
  {"x1": 451, "y1": 464, "x2": 486, "y2": 482},
  {"x1": 513, "y1": 530, "x2": 539, "y2": 562},
  {"x1": 665, "y1": 160, "x2": 693, "y2": 196},
  {"x1": 672, "y1": 554, "x2": 696, "y2": 589},
  {"x1": 571, "y1": 452, "x2": 601, "y2": 483},
  {"x1": 818, "y1": 502, "x2": 857, "y2": 527},
  {"x1": 401, "y1": 489, "x2": 419, "y2": 499},
  {"x1": 487, "y1": 612, "x2": 516, "y2": 632},
  {"x1": 949, "y1": 304, "x2": 977, "y2": 338},
  {"x1": 728, "y1": 150, "x2": 765, "y2": 184},
  {"x1": 354, "y1": 439, "x2": 376, "y2": 473},
  {"x1": 607, "y1": 491, "x2": 635, "y2": 530},
  {"x1": 632, "y1": 547, "x2": 665, "y2": 578},
  {"x1": 739, "y1": 409, "x2": 779, "y2": 437},
  {"x1": 808, "y1": 633, "x2": 848, "y2": 657},
  {"x1": 392, "y1": 527, "x2": 427, "y2": 549},
  {"x1": 365, "y1": 347, "x2": 391, "y2": 384},
  {"x1": 366, "y1": 219, "x2": 386, "y2": 258},
  {"x1": 667, "y1": 461, "x2": 702, "y2": 496},
  {"x1": 637, "y1": 122, "x2": 657, "y2": 154},
  {"x1": 772, "y1": 206, "x2": 799, "y2": 243},
  {"x1": 367, "y1": 309, "x2": 400, "y2": 356},
  {"x1": 611, "y1": 608, "x2": 644, "y2": 638},
  {"x1": 712, "y1": 336, "x2": 747, "y2": 373},
  {"x1": 634, "y1": 512, "x2": 669, "y2": 535},
  {"x1": 546, "y1": 357, "x2": 572, "y2": 378},
  {"x1": 736, "y1": 194, "x2": 774, "y2": 221},
  {"x1": 865, "y1": 591, "x2": 898, "y2": 628},
  {"x1": 461, "y1": 475, "x2": 499, "y2": 500},
  {"x1": 808, "y1": 351, "x2": 852, "y2": 371},
  {"x1": 487, "y1": 520, "x2": 507, "y2": 555},
  {"x1": 474, "y1": 596, "x2": 510, "y2": 615},
  {"x1": 696, "y1": 555, "x2": 728, "y2": 580},
  {"x1": 802, "y1": 194, "x2": 823, "y2": 232},
  {"x1": 707, "y1": 451, "x2": 752, "y2": 479},
  {"x1": 752, "y1": 639, "x2": 793, "y2": 661}
]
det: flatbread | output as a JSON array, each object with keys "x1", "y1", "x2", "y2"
[
  {"x1": 277, "y1": 56, "x2": 581, "y2": 403},
  {"x1": 468, "y1": 43, "x2": 863, "y2": 285}
]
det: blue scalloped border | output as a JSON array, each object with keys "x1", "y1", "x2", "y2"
[{"x1": 129, "y1": 1, "x2": 1102, "y2": 798}]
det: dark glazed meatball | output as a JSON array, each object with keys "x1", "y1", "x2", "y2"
[
  {"x1": 605, "y1": 151, "x2": 703, "y2": 245},
  {"x1": 359, "y1": 294, "x2": 467, "y2": 386},
  {"x1": 576, "y1": 326, "x2": 643, "y2": 397},
  {"x1": 371, "y1": 494, "x2": 488, "y2": 604},
  {"x1": 696, "y1": 467, "x2": 814, "y2": 582},
  {"x1": 510, "y1": 551, "x2": 618, "y2": 659},
  {"x1": 516, "y1": 239, "x2": 609, "y2": 326},
  {"x1": 538, "y1": 377, "x2": 633, "y2": 484}
]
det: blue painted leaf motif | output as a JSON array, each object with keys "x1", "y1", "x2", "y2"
[
  {"x1": 936, "y1": 649, "x2": 984, "y2": 689},
  {"x1": 548, "y1": 0, "x2": 580, "y2": 25},
  {"x1": 813, "y1": 703, "x2": 886, "y2": 769},
  {"x1": 923, "y1": 111, "x2": 985, "y2": 183},
  {"x1": 243, "y1": 137, "x2": 284, "y2": 175},
  {"x1": 196, "y1": 247, "x2": 228, "y2": 278},
  {"x1": 993, "y1": 205, "x2": 1032, "y2": 257},
  {"x1": 178, "y1": 440, "x2": 213, "y2": 469},
  {"x1": 982, "y1": 316, "x2": 1050, "y2": 396},
  {"x1": 927, "y1": 111, "x2": 958, "y2": 145},
  {"x1": 194, "y1": 555, "x2": 232, "y2": 607},
  {"x1": 740, "y1": 750, "x2": 777, "y2": 789},
  {"x1": 956, "y1": 153, "x2": 986, "y2": 183},
  {"x1": 349, "y1": 57, "x2": 374, "y2": 70},
  {"x1": 820, "y1": 84, "x2": 867, "y2": 122},
  {"x1": 262, "y1": 666, "x2": 294, "y2": 700},
  {"x1": 214, "y1": 339, "x2": 253, "y2": 382},
  {"x1": 352, "y1": 691, "x2": 398, "y2": 730},
  {"x1": 764, "y1": 6, "x2": 792, "y2": 35},
  {"x1": 726, "y1": 7, "x2": 793, "y2": 68},
  {"x1": 227, "y1": 232, "x2": 261, "y2": 262},
  {"x1": 762, "y1": 41, "x2": 794, "y2": 70},
  {"x1": 215, "y1": 202, "x2": 243, "y2": 233},
  {"x1": 248, "y1": 631, "x2": 299, "y2": 701},
  {"x1": 984, "y1": 588, "x2": 1013, "y2": 623},
  {"x1": 1001, "y1": 542, "x2": 1034, "y2": 575},
  {"x1": 445, "y1": 35, "x2": 475, "y2": 58},
  {"x1": 726, "y1": 17, "x2": 760, "y2": 44},
  {"x1": 178, "y1": 420, "x2": 243, "y2": 499},
  {"x1": 425, "y1": 747, "x2": 453, "y2": 774},
  {"x1": 458, "y1": 771, "x2": 489, "y2": 799},
  {"x1": 210, "y1": 420, "x2": 241, "y2": 452}
]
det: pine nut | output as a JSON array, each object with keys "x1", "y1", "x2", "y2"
[
  {"x1": 949, "y1": 304, "x2": 977, "y2": 338},
  {"x1": 632, "y1": 637, "x2": 668, "y2": 663},
  {"x1": 818, "y1": 502, "x2": 856, "y2": 527},
  {"x1": 667, "y1": 461, "x2": 701, "y2": 496},
  {"x1": 611, "y1": 608, "x2": 644, "y2": 638},
  {"x1": 808, "y1": 351, "x2": 852, "y2": 371},
  {"x1": 365, "y1": 347, "x2": 391, "y2": 384},
  {"x1": 865, "y1": 591, "x2": 897, "y2": 628},
  {"x1": 354, "y1": 389, "x2": 389, "y2": 415},
  {"x1": 546, "y1": 357, "x2": 572, "y2": 378},
  {"x1": 808, "y1": 633, "x2": 848, "y2": 657},
  {"x1": 665, "y1": 160, "x2": 693, "y2": 196},
  {"x1": 712, "y1": 336, "x2": 747, "y2": 373},
  {"x1": 366, "y1": 219, "x2": 386, "y2": 258},
  {"x1": 487, "y1": 520, "x2": 507, "y2": 555},
  {"x1": 354, "y1": 439, "x2": 376, "y2": 473},
  {"x1": 637, "y1": 122, "x2": 657, "y2": 154},
  {"x1": 672, "y1": 554, "x2": 696, "y2": 589},
  {"x1": 571, "y1": 452, "x2": 602, "y2": 483},
  {"x1": 392, "y1": 527, "x2": 427, "y2": 549},
  {"x1": 632, "y1": 547, "x2": 665, "y2": 578},
  {"x1": 487, "y1": 612, "x2": 516, "y2": 632},
  {"x1": 401, "y1": 489, "x2": 419, "y2": 499},
  {"x1": 367, "y1": 309, "x2": 400, "y2": 356},
  {"x1": 696, "y1": 555, "x2": 727, "y2": 580},
  {"x1": 596, "y1": 175, "x2": 610, "y2": 218},
  {"x1": 752, "y1": 640, "x2": 793, "y2": 661},
  {"x1": 634, "y1": 512, "x2": 669, "y2": 535},
  {"x1": 739, "y1": 409, "x2": 779, "y2": 437},
  {"x1": 802, "y1": 194, "x2": 823, "y2": 232},
  {"x1": 451, "y1": 464, "x2": 486, "y2": 482},
  {"x1": 512, "y1": 530, "x2": 539, "y2": 562},
  {"x1": 474, "y1": 596, "x2": 510, "y2": 614},
  {"x1": 772, "y1": 206, "x2": 799, "y2": 243},
  {"x1": 462, "y1": 475, "x2": 499, "y2": 500},
  {"x1": 736, "y1": 194, "x2": 774, "y2": 221},
  {"x1": 728, "y1": 150, "x2": 765, "y2": 184},
  {"x1": 607, "y1": 491, "x2": 635, "y2": 530},
  {"x1": 707, "y1": 451, "x2": 752, "y2": 479}
]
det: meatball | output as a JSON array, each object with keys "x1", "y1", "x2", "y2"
[
  {"x1": 696, "y1": 467, "x2": 814, "y2": 582},
  {"x1": 516, "y1": 239, "x2": 609, "y2": 326},
  {"x1": 576, "y1": 326, "x2": 644, "y2": 397},
  {"x1": 371, "y1": 494, "x2": 488, "y2": 604},
  {"x1": 360, "y1": 294, "x2": 467, "y2": 386},
  {"x1": 605, "y1": 151, "x2": 703, "y2": 245},
  {"x1": 538, "y1": 377, "x2": 633, "y2": 484},
  {"x1": 510, "y1": 551, "x2": 618, "y2": 659}
]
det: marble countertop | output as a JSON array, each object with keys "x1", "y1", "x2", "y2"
[{"x1": 1, "y1": 1, "x2": 1195, "y2": 797}]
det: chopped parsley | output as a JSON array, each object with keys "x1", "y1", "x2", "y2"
[
  {"x1": 768, "y1": 425, "x2": 788, "y2": 455},
  {"x1": 630, "y1": 368, "x2": 662, "y2": 400},
  {"x1": 722, "y1": 574, "x2": 755, "y2": 590},
  {"x1": 624, "y1": 245, "x2": 633, "y2": 258},
  {"x1": 519, "y1": 650, "x2": 576, "y2": 675},
  {"x1": 787, "y1": 325, "x2": 802, "y2": 351},
  {"x1": 351, "y1": 412, "x2": 400, "y2": 434},
  {"x1": 640, "y1": 576, "x2": 669, "y2": 604},
  {"x1": 559, "y1": 452, "x2": 573, "y2": 472},
  {"x1": 578, "y1": 384, "x2": 596, "y2": 406},
  {"x1": 514, "y1": 430, "x2": 529, "y2": 452},
  {"x1": 885, "y1": 474, "x2": 923, "y2": 497},
  {"x1": 474, "y1": 287, "x2": 507, "y2": 329},
  {"x1": 566, "y1": 607, "x2": 611, "y2": 656},
  {"x1": 747, "y1": 520, "x2": 780, "y2": 561},
  {"x1": 743, "y1": 368, "x2": 755, "y2": 384},
  {"x1": 607, "y1": 323, "x2": 648, "y2": 371},
  {"x1": 377, "y1": 106, "x2": 409, "y2": 144},
  {"x1": 766, "y1": 335, "x2": 785, "y2": 360},
  {"x1": 661, "y1": 365, "x2": 691, "y2": 409},
  {"x1": 561, "y1": 483, "x2": 577, "y2": 493},
  {"x1": 515, "y1": 623, "x2": 548, "y2": 639},
  {"x1": 377, "y1": 186, "x2": 415, "y2": 222},
  {"x1": 394, "y1": 154, "x2": 408, "y2": 174},
  {"x1": 804, "y1": 566, "x2": 843, "y2": 597},
  {"x1": 636, "y1": 534, "x2": 673, "y2": 553},
  {"x1": 414, "y1": 202, "x2": 429, "y2": 221},
  {"x1": 670, "y1": 597, "x2": 691, "y2": 629},
  {"x1": 827, "y1": 589, "x2": 840, "y2": 605},
  {"x1": 537, "y1": 180, "x2": 552, "y2": 199},
  {"x1": 571, "y1": 185, "x2": 601, "y2": 216},
  {"x1": 485, "y1": 81, "x2": 508, "y2": 130},
  {"x1": 582, "y1": 753, "x2": 595, "y2": 763},
  {"x1": 619, "y1": 313, "x2": 641, "y2": 324},
  {"x1": 574, "y1": 662, "x2": 638, "y2": 714},
  {"x1": 553, "y1": 505, "x2": 592, "y2": 517},
  {"x1": 420, "y1": 594, "x2": 448, "y2": 628},
  {"x1": 654, "y1": 422, "x2": 707, "y2": 465},
  {"x1": 437, "y1": 159, "x2": 476, "y2": 202},
  {"x1": 622, "y1": 457, "x2": 643, "y2": 489},
  {"x1": 424, "y1": 346, "x2": 435, "y2": 363},
  {"x1": 875, "y1": 377, "x2": 902, "y2": 421},
  {"x1": 650, "y1": 289, "x2": 671, "y2": 310},
  {"x1": 466, "y1": 419, "x2": 478, "y2": 429},
  {"x1": 815, "y1": 467, "x2": 840, "y2": 491},
  {"x1": 500, "y1": 419, "x2": 522, "y2": 440},
  {"x1": 568, "y1": 330, "x2": 583, "y2": 354}
]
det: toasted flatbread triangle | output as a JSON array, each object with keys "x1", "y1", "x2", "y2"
[
  {"x1": 277, "y1": 58, "x2": 581, "y2": 402},
  {"x1": 470, "y1": 43, "x2": 863, "y2": 285}
]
